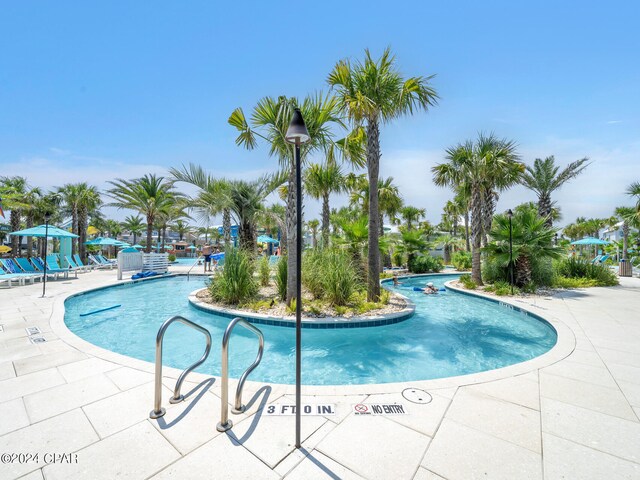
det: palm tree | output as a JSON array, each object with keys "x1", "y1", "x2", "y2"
[
  {"x1": 77, "y1": 186, "x2": 102, "y2": 261},
  {"x1": 307, "y1": 219, "x2": 320, "y2": 248},
  {"x1": 520, "y1": 156, "x2": 589, "y2": 227},
  {"x1": 22, "y1": 186, "x2": 42, "y2": 257},
  {"x1": 172, "y1": 219, "x2": 191, "y2": 242},
  {"x1": 433, "y1": 133, "x2": 522, "y2": 285},
  {"x1": 0, "y1": 176, "x2": 30, "y2": 256},
  {"x1": 484, "y1": 208, "x2": 563, "y2": 286},
  {"x1": 329, "y1": 48, "x2": 438, "y2": 300},
  {"x1": 437, "y1": 234, "x2": 464, "y2": 264},
  {"x1": 396, "y1": 229, "x2": 430, "y2": 270},
  {"x1": 104, "y1": 219, "x2": 122, "y2": 239},
  {"x1": 614, "y1": 206, "x2": 636, "y2": 262},
  {"x1": 627, "y1": 181, "x2": 640, "y2": 221},
  {"x1": 229, "y1": 94, "x2": 358, "y2": 304},
  {"x1": 122, "y1": 215, "x2": 144, "y2": 244},
  {"x1": 106, "y1": 174, "x2": 179, "y2": 253},
  {"x1": 305, "y1": 161, "x2": 345, "y2": 246},
  {"x1": 400, "y1": 206, "x2": 426, "y2": 231}
]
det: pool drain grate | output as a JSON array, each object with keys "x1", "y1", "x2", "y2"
[
  {"x1": 26, "y1": 327, "x2": 41, "y2": 336},
  {"x1": 402, "y1": 388, "x2": 432, "y2": 404},
  {"x1": 29, "y1": 337, "x2": 47, "y2": 344}
]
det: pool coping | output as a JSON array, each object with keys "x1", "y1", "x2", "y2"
[{"x1": 49, "y1": 273, "x2": 576, "y2": 396}]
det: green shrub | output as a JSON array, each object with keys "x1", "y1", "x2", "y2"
[
  {"x1": 493, "y1": 280, "x2": 515, "y2": 296},
  {"x1": 275, "y1": 256, "x2": 288, "y2": 301},
  {"x1": 259, "y1": 255, "x2": 270, "y2": 287},
  {"x1": 482, "y1": 256, "x2": 509, "y2": 284},
  {"x1": 334, "y1": 305, "x2": 348, "y2": 316},
  {"x1": 451, "y1": 250, "x2": 472, "y2": 271},
  {"x1": 459, "y1": 274, "x2": 477, "y2": 290},
  {"x1": 302, "y1": 249, "x2": 326, "y2": 299},
  {"x1": 392, "y1": 251, "x2": 404, "y2": 267},
  {"x1": 408, "y1": 254, "x2": 443, "y2": 274},
  {"x1": 168, "y1": 254, "x2": 176, "y2": 262},
  {"x1": 209, "y1": 248, "x2": 257, "y2": 304},
  {"x1": 554, "y1": 257, "x2": 618, "y2": 286},
  {"x1": 321, "y1": 250, "x2": 359, "y2": 306}
]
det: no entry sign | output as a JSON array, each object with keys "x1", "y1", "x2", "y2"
[{"x1": 352, "y1": 403, "x2": 408, "y2": 415}]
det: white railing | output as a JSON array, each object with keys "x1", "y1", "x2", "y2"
[
  {"x1": 143, "y1": 253, "x2": 169, "y2": 274},
  {"x1": 117, "y1": 251, "x2": 143, "y2": 280}
]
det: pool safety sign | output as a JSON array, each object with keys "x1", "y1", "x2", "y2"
[
  {"x1": 353, "y1": 403, "x2": 408, "y2": 415},
  {"x1": 265, "y1": 404, "x2": 336, "y2": 416}
]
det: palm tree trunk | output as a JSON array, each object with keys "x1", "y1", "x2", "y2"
[
  {"x1": 482, "y1": 189, "x2": 496, "y2": 248},
  {"x1": 515, "y1": 255, "x2": 532, "y2": 287},
  {"x1": 146, "y1": 218, "x2": 153, "y2": 253},
  {"x1": 464, "y1": 210, "x2": 470, "y2": 252},
  {"x1": 71, "y1": 210, "x2": 78, "y2": 255},
  {"x1": 26, "y1": 215, "x2": 34, "y2": 258},
  {"x1": 539, "y1": 193, "x2": 553, "y2": 228},
  {"x1": 444, "y1": 244, "x2": 451, "y2": 264},
  {"x1": 223, "y1": 209, "x2": 231, "y2": 246},
  {"x1": 286, "y1": 161, "x2": 298, "y2": 305},
  {"x1": 78, "y1": 207, "x2": 88, "y2": 261},
  {"x1": 622, "y1": 223, "x2": 629, "y2": 259},
  {"x1": 366, "y1": 119, "x2": 381, "y2": 301},
  {"x1": 471, "y1": 185, "x2": 483, "y2": 285},
  {"x1": 10, "y1": 211, "x2": 20, "y2": 257},
  {"x1": 321, "y1": 192, "x2": 330, "y2": 247}
]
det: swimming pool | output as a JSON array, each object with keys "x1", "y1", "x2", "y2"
[{"x1": 64, "y1": 275, "x2": 557, "y2": 385}]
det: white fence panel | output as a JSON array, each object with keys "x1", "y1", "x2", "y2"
[
  {"x1": 143, "y1": 253, "x2": 169, "y2": 274},
  {"x1": 117, "y1": 251, "x2": 143, "y2": 280}
]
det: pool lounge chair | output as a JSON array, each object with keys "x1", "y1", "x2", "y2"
[
  {"x1": 89, "y1": 254, "x2": 115, "y2": 270},
  {"x1": 65, "y1": 255, "x2": 90, "y2": 273},
  {"x1": 32, "y1": 257, "x2": 70, "y2": 279},
  {"x1": 46, "y1": 254, "x2": 79, "y2": 277},
  {"x1": 0, "y1": 259, "x2": 39, "y2": 284},
  {"x1": 97, "y1": 254, "x2": 117, "y2": 265},
  {"x1": 0, "y1": 267, "x2": 36, "y2": 287},
  {"x1": 73, "y1": 254, "x2": 96, "y2": 271},
  {"x1": 14, "y1": 257, "x2": 61, "y2": 280}
]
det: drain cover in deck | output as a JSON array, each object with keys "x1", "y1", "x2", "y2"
[
  {"x1": 402, "y1": 388, "x2": 432, "y2": 404},
  {"x1": 29, "y1": 337, "x2": 47, "y2": 344},
  {"x1": 26, "y1": 327, "x2": 41, "y2": 336}
]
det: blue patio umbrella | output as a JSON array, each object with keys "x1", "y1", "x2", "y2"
[
  {"x1": 570, "y1": 237, "x2": 611, "y2": 245},
  {"x1": 132, "y1": 244, "x2": 144, "y2": 249},
  {"x1": 85, "y1": 237, "x2": 130, "y2": 247},
  {"x1": 10, "y1": 225, "x2": 79, "y2": 238},
  {"x1": 257, "y1": 235, "x2": 279, "y2": 245}
]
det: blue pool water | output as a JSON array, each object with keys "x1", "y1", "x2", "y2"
[{"x1": 64, "y1": 275, "x2": 557, "y2": 385}]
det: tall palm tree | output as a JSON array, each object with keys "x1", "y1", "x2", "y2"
[
  {"x1": 172, "y1": 219, "x2": 191, "y2": 242},
  {"x1": 484, "y1": 208, "x2": 563, "y2": 286},
  {"x1": 454, "y1": 189, "x2": 471, "y2": 252},
  {"x1": 400, "y1": 206, "x2": 426, "y2": 231},
  {"x1": 22, "y1": 186, "x2": 42, "y2": 257},
  {"x1": 329, "y1": 48, "x2": 438, "y2": 300},
  {"x1": 229, "y1": 94, "x2": 359, "y2": 304},
  {"x1": 433, "y1": 133, "x2": 522, "y2": 285},
  {"x1": 442, "y1": 200, "x2": 461, "y2": 237},
  {"x1": 307, "y1": 219, "x2": 320, "y2": 248},
  {"x1": 0, "y1": 176, "x2": 29, "y2": 256},
  {"x1": 122, "y1": 215, "x2": 144, "y2": 244},
  {"x1": 106, "y1": 174, "x2": 179, "y2": 253},
  {"x1": 520, "y1": 156, "x2": 589, "y2": 227},
  {"x1": 614, "y1": 206, "x2": 636, "y2": 262},
  {"x1": 78, "y1": 186, "x2": 102, "y2": 261},
  {"x1": 305, "y1": 161, "x2": 345, "y2": 246},
  {"x1": 627, "y1": 181, "x2": 640, "y2": 221}
]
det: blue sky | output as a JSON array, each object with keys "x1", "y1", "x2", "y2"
[{"x1": 1, "y1": 1, "x2": 638, "y2": 227}]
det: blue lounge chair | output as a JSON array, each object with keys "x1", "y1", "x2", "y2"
[
  {"x1": 98, "y1": 254, "x2": 117, "y2": 265},
  {"x1": 0, "y1": 258, "x2": 41, "y2": 283},
  {"x1": 46, "y1": 254, "x2": 79, "y2": 277},
  {"x1": 65, "y1": 255, "x2": 90, "y2": 273},
  {"x1": 32, "y1": 257, "x2": 69, "y2": 279},
  {"x1": 14, "y1": 257, "x2": 60, "y2": 280},
  {"x1": 89, "y1": 254, "x2": 114, "y2": 269},
  {"x1": 73, "y1": 254, "x2": 96, "y2": 271},
  {"x1": 0, "y1": 266, "x2": 35, "y2": 286}
]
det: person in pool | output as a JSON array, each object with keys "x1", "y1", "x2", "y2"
[
  {"x1": 202, "y1": 243, "x2": 212, "y2": 272},
  {"x1": 423, "y1": 282, "x2": 439, "y2": 294},
  {"x1": 393, "y1": 272, "x2": 402, "y2": 286}
]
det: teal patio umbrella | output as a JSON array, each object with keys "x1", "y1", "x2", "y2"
[
  {"x1": 570, "y1": 237, "x2": 610, "y2": 245},
  {"x1": 257, "y1": 235, "x2": 279, "y2": 244},
  {"x1": 10, "y1": 225, "x2": 79, "y2": 238}
]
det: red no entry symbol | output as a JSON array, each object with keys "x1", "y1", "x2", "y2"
[{"x1": 355, "y1": 404, "x2": 368, "y2": 413}]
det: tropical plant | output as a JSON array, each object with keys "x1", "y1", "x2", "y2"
[
  {"x1": 229, "y1": 94, "x2": 362, "y2": 305},
  {"x1": 320, "y1": 250, "x2": 360, "y2": 305},
  {"x1": 554, "y1": 257, "x2": 618, "y2": 287},
  {"x1": 77, "y1": 185, "x2": 102, "y2": 261},
  {"x1": 122, "y1": 215, "x2": 144, "y2": 245},
  {"x1": 408, "y1": 254, "x2": 443, "y2": 274},
  {"x1": 305, "y1": 161, "x2": 345, "y2": 246},
  {"x1": 0, "y1": 176, "x2": 29, "y2": 256},
  {"x1": 209, "y1": 248, "x2": 257, "y2": 304},
  {"x1": 106, "y1": 174, "x2": 179, "y2": 253},
  {"x1": 259, "y1": 255, "x2": 270, "y2": 287},
  {"x1": 483, "y1": 207, "x2": 563, "y2": 286},
  {"x1": 451, "y1": 250, "x2": 472, "y2": 271},
  {"x1": 627, "y1": 181, "x2": 640, "y2": 221},
  {"x1": 614, "y1": 206, "x2": 637, "y2": 261},
  {"x1": 399, "y1": 206, "x2": 426, "y2": 231},
  {"x1": 275, "y1": 255, "x2": 288, "y2": 301},
  {"x1": 307, "y1": 219, "x2": 320, "y2": 248},
  {"x1": 329, "y1": 47, "x2": 438, "y2": 300},
  {"x1": 437, "y1": 234, "x2": 463, "y2": 264},
  {"x1": 520, "y1": 156, "x2": 589, "y2": 227},
  {"x1": 433, "y1": 133, "x2": 523, "y2": 284},
  {"x1": 395, "y1": 229, "x2": 429, "y2": 269}
]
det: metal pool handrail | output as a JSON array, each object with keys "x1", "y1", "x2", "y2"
[
  {"x1": 217, "y1": 317, "x2": 264, "y2": 432},
  {"x1": 186, "y1": 256, "x2": 203, "y2": 281},
  {"x1": 149, "y1": 315, "x2": 212, "y2": 419}
]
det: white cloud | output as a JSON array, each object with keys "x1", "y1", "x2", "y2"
[{"x1": 606, "y1": 120, "x2": 623, "y2": 124}]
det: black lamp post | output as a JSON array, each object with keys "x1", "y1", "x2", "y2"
[
  {"x1": 285, "y1": 107, "x2": 310, "y2": 449},
  {"x1": 554, "y1": 233, "x2": 558, "y2": 246},
  {"x1": 42, "y1": 212, "x2": 51, "y2": 298},
  {"x1": 507, "y1": 209, "x2": 514, "y2": 295}
]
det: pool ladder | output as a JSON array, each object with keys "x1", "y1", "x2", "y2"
[
  {"x1": 186, "y1": 256, "x2": 204, "y2": 281},
  {"x1": 149, "y1": 315, "x2": 264, "y2": 434}
]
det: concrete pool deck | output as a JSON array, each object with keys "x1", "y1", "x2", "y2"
[{"x1": 0, "y1": 268, "x2": 639, "y2": 479}]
